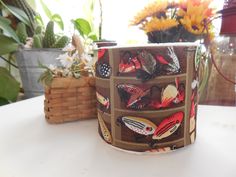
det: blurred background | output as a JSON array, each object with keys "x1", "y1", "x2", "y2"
[{"x1": 0, "y1": 0, "x2": 235, "y2": 106}]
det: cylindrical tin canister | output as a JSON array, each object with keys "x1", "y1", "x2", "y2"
[{"x1": 95, "y1": 43, "x2": 199, "y2": 153}]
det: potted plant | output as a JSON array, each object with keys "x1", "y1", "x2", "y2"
[{"x1": 0, "y1": 0, "x2": 69, "y2": 98}]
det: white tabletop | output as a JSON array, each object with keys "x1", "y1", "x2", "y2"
[{"x1": 0, "y1": 96, "x2": 236, "y2": 177}]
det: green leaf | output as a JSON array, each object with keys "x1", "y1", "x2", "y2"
[
  {"x1": 35, "y1": 14, "x2": 44, "y2": 28},
  {"x1": 0, "y1": 67, "x2": 20, "y2": 102},
  {"x1": 39, "y1": 0, "x2": 52, "y2": 19},
  {"x1": 51, "y1": 14, "x2": 64, "y2": 30},
  {"x1": 0, "y1": 1, "x2": 31, "y2": 27},
  {"x1": 72, "y1": 18, "x2": 92, "y2": 37},
  {"x1": 0, "y1": 97, "x2": 10, "y2": 106},
  {"x1": 0, "y1": 16, "x2": 11, "y2": 25},
  {"x1": 0, "y1": 16, "x2": 20, "y2": 43},
  {"x1": 0, "y1": 35, "x2": 19, "y2": 55},
  {"x1": 88, "y1": 34, "x2": 98, "y2": 41}
]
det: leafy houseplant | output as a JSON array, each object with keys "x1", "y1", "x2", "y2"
[
  {"x1": 0, "y1": 66, "x2": 20, "y2": 105},
  {"x1": 0, "y1": 0, "x2": 70, "y2": 98}
]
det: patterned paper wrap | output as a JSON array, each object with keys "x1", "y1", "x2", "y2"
[{"x1": 95, "y1": 43, "x2": 199, "y2": 153}]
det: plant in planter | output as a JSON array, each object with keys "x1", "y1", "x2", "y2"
[
  {"x1": 0, "y1": 0, "x2": 70, "y2": 98},
  {"x1": 39, "y1": 34, "x2": 96, "y2": 123}
]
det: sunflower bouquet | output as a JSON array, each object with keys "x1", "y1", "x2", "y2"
[{"x1": 130, "y1": 0, "x2": 215, "y2": 43}]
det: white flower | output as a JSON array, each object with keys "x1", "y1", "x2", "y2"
[
  {"x1": 81, "y1": 53, "x2": 92, "y2": 62},
  {"x1": 62, "y1": 44, "x2": 75, "y2": 52},
  {"x1": 48, "y1": 64, "x2": 56, "y2": 71},
  {"x1": 57, "y1": 53, "x2": 74, "y2": 68}
]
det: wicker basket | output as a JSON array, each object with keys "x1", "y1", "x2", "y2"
[{"x1": 44, "y1": 77, "x2": 97, "y2": 123}]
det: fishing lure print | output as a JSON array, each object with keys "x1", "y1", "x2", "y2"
[
  {"x1": 97, "y1": 62, "x2": 111, "y2": 78},
  {"x1": 152, "y1": 112, "x2": 184, "y2": 140},
  {"x1": 145, "y1": 146, "x2": 176, "y2": 153},
  {"x1": 98, "y1": 48, "x2": 106, "y2": 60},
  {"x1": 166, "y1": 46, "x2": 180, "y2": 74},
  {"x1": 119, "y1": 116, "x2": 157, "y2": 136},
  {"x1": 190, "y1": 131, "x2": 195, "y2": 144},
  {"x1": 117, "y1": 84, "x2": 150, "y2": 110},
  {"x1": 96, "y1": 92, "x2": 110, "y2": 109},
  {"x1": 98, "y1": 112, "x2": 112, "y2": 143},
  {"x1": 119, "y1": 56, "x2": 141, "y2": 73},
  {"x1": 150, "y1": 78, "x2": 185, "y2": 109},
  {"x1": 189, "y1": 92, "x2": 196, "y2": 133},
  {"x1": 137, "y1": 50, "x2": 157, "y2": 75}
]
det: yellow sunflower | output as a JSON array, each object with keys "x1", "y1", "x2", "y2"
[
  {"x1": 143, "y1": 17, "x2": 179, "y2": 33},
  {"x1": 130, "y1": 0, "x2": 168, "y2": 26},
  {"x1": 178, "y1": 0, "x2": 213, "y2": 35}
]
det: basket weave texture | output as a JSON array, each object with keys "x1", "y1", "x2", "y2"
[{"x1": 44, "y1": 77, "x2": 97, "y2": 123}]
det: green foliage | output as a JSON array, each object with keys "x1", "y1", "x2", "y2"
[
  {"x1": 51, "y1": 14, "x2": 64, "y2": 30},
  {"x1": 43, "y1": 21, "x2": 56, "y2": 48},
  {"x1": 16, "y1": 22, "x2": 28, "y2": 43},
  {"x1": 72, "y1": 18, "x2": 98, "y2": 41},
  {"x1": 0, "y1": 16, "x2": 20, "y2": 43},
  {"x1": 35, "y1": 14, "x2": 44, "y2": 27},
  {"x1": 33, "y1": 34, "x2": 42, "y2": 48},
  {"x1": 38, "y1": 62, "x2": 53, "y2": 86},
  {"x1": 39, "y1": 0, "x2": 52, "y2": 19},
  {"x1": 0, "y1": 67, "x2": 20, "y2": 105},
  {"x1": 72, "y1": 18, "x2": 91, "y2": 37},
  {"x1": 0, "y1": 97, "x2": 10, "y2": 106},
  {"x1": 34, "y1": 25, "x2": 43, "y2": 34},
  {"x1": 39, "y1": 0, "x2": 64, "y2": 30},
  {"x1": 33, "y1": 21, "x2": 68, "y2": 49},
  {"x1": 0, "y1": 34, "x2": 18, "y2": 55},
  {"x1": 53, "y1": 35, "x2": 69, "y2": 48},
  {"x1": 0, "y1": 0, "x2": 31, "y2": 27}
]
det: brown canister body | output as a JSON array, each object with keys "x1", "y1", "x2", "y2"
[{"x1": 95, "y1": 43, "x2": 199, "y2": 152}]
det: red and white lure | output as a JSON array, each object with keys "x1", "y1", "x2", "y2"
[
  {"x1": 119, "y1": 56, "x2": 141, "y2": 73},
  {"x1": 120, "y1": 112, "x2": 184, "y2": 140},
  {"x1": 150, "y1": 78, "x2": 185, "y2": 109},
  {"x1": 152, "y1": 112, "x2": 184, "y2": 140}
]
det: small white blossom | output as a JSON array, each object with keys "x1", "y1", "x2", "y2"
[
  {"x1": 62, "y1": 44, "x2": 75, "y2": 52},
  {"x1": 48, "y1": 64, "x2": 56, "y2": 71},
  {"x1": 57, "y1": 53, "x2": 74, "y2": 68}
]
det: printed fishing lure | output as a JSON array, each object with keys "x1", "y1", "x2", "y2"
[
  {"x1": 152, "y1": 112, "x2": 184, "y2": 140},
  {"x1": 96, "y1": 92, "x2": 110, "y2": 109},
  {"x1": 117, "y1": 79, "x2": 185, "y2": 110},
  {"x1": 118, "y1": 47, "x2": 181, "y2": 81},
  {"x1": 98, "y1": 112, "x2": 112, "y2": 143},
  {"x1": 117, "y1": 84, "x2": 150, "y2": 109},
  {"x1": 120, "y1": 116, "x2": 157, "y2": 136},
  {"x1": 119, "y1": 112, "x2": 184, "y2": 140}
]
